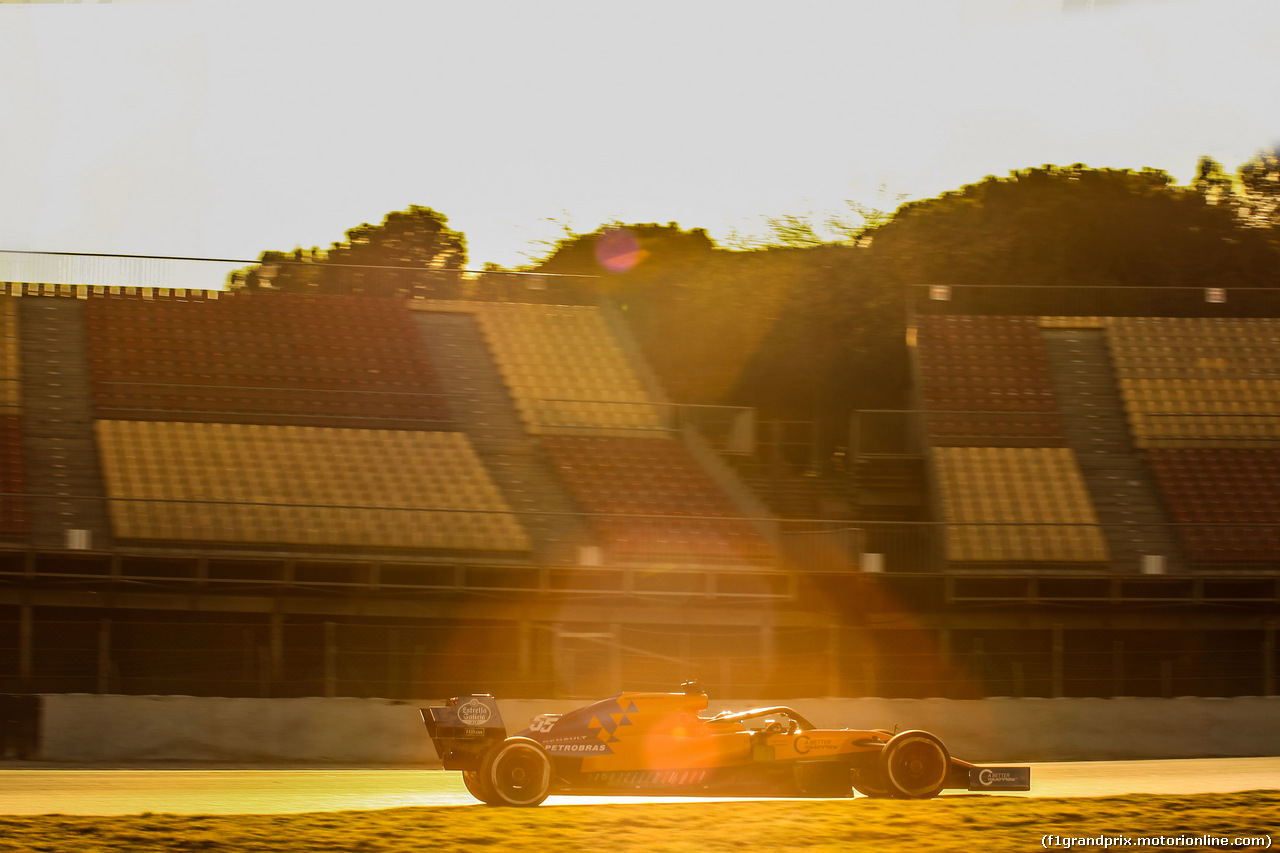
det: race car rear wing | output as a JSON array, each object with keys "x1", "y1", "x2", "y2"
[{"x1": 421, "y1": 694, "x2": 507, "y2": 771}]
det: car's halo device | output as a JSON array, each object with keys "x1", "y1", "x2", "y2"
[{"x1": 421, "y1": 687, "x2": 1030, "y2": 806}]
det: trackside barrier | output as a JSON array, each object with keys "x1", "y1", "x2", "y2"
[{"x1": 32, "y1": 694, "x2": 1280, "y2": 764}]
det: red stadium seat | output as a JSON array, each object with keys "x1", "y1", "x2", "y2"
[
  {"x1": 541, "y1": 435, "x2": 773, "y2": 564},
  {"x1": 85, "y1": 292, "x2": 452, "y2": 430}
]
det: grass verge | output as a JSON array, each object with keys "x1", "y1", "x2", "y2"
[{"x1": 0, "y1": 791, "x2": 1276, "y2": 852}]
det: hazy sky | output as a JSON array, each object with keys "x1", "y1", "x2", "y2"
[{"x1": 2, "y1": 0, "x2": 1278, "y2": 277}]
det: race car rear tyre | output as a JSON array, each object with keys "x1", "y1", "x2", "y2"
[
  {"x1": 462, "y1": 770, "x2": 496, "y2": 805},
  {"x1": 880, "y1": 730, "x2": 950, "y2": 800},
  {"x1": 482, "y1": 737, "x2": 553, "y2": 807}
]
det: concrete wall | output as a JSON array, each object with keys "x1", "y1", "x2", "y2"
[
  {"x1": 36, "y1": 694, "x2": 1280, "y2": 764},
  {"x1": 38, "y1": 695, "x2": 587, "y2": 764},
  {"x1": 748, "y1": 696, "x2": 1280, "y2": 763}
]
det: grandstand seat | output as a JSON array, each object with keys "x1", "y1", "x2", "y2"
[
  {"x1": 916, "y1": 315, "x2": 1066, "y2": 447},
  {"x1": 0, "y1": 299, "x2": 25, "y2": 536},
  {"x1": 95, "y1": 420, "x2": 529, "y2": 553},
  {"x1": 1110, "y1": 318, "x2": 1280, "y2": 448},
  {"x1": 933, "y1": 446, "x2": 1108, "y2": 563},
  {"x1": 540, "y1": 435, "x2": 772, "y2": 563},
  {"x1": 1148, "y1": 448, "x2": 1280, "y2": 563},
  {"x1": 85, "y1": 292, "x2": 451, "y2": 429},
  {"x1": 474, "y1": 303, "x2": 665, "y2": 436}
]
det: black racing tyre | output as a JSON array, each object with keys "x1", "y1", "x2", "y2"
[
  {"x1": 880, "y1": 730, "x2": 950, "y2": 800},
  {"x1": 482, "y1": 737, "x2": 553, "y2": 807},
  {"x1": 461, "y1": 769, "x2": 496, "y2": 805}
]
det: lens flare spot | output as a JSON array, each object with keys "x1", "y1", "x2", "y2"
[{"x1": 595, "y1": 227, "x2": 646, "y2": 273}]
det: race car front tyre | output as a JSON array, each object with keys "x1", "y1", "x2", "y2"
[
  {"x1": 482, "y1": 737, "x2": 553, "y2": 807},
  {"x1": 462, "y1": 770, "x2": 496, "y2": 805},
  {"x1": 880, "y1": 731, "x2": 950, "y2": 800}
]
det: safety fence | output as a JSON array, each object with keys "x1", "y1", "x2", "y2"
[
  {"x1": 0, "y1": 615, "x2": 1273, "y2": 701},
  {"x1": 10, "y1": 502, "x2": 1280, "y2": 575}
]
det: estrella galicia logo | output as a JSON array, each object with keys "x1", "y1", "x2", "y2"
[{"x1": 457, "y1": 698, "x2": 493, "y2": 727}]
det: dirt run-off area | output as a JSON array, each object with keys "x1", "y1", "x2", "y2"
[{"x1": 0, "y1": 791, "x2": 1277, "y2": 852}]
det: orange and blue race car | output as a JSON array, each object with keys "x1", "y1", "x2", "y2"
[{"x1": 421, "y1": 682, "x2": 1030, "y2": 807}]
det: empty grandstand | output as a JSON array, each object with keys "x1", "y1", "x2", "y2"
[
  {"x1": 0, "y1": 298, "x2": 24, "y2": 539},
  {"x1": 1, "y1": 285, "x2": 807, "y2": 703},
  {"x1": 0, "y1": 279, "x2": 1277, "y2": 705}
]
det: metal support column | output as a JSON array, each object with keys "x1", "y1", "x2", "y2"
[
  {"x1": 610, "y1": 623, "x2": 622, "y2": 690},
  {"x1": 388, "y1": 628, "x2": 401, "y2": 700},
  {"x1": 1111, "y1": 639, "x2": 1125, "y2": 698},
  {"x1": 269, "y1": 613, "x2": 284, "y2": 693},
  {"x1": 680, "y1": 631, "x2": 692, "y2": 683},
  {"x1": 97, "y1": 618, "x2": 112, "y2": 694},
  {"x1": 970, "y1": 636, "x2": 985, "y2": 698},
  {"x1": 323, "y1": 621, "x2": 338, "y2": 699},
  {"x1": 517, "y1": 621, "x2": 532, "y2": 686},
  {"x1": 1264, "y1": 621, "x2": 1276, "y2": 698},
  {"x1": 861, "y1": 629, "x2": 879, "y2": 698},
  {"x1": 760, "y1": 619, "x2": 775, "y2": 686},
  {"x1": 828, "y1": 623, "x2": 842, "y2": 698},
  {"x1": 551, "y1": 622, "x2": 564, "y2": 696},
  {"x1": 1051, "y1": 623, "x2": 1064, "y2": 699},
  {"x1": 936, "y1": 627, "x2": 953, "y2": 697},
  {"x1": 18, "y1": 604, "x2": 32, "y2": 687}
]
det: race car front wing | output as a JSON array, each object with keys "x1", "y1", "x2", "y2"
[{"x1": 967, "y1": 765, "x2": 1031, "y2": 791}]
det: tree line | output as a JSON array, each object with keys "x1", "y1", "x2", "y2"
[{"x1": 230, "y1": 149, "x2": 1280, "y2": 427}]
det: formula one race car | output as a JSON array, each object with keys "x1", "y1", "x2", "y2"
[{"x1": 421, "y1": 683, "x2": 1030, "y2": 807}]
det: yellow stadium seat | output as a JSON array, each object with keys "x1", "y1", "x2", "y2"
[
  {"x1": 935, "y1": 446, "x2": 1108, "y2": 563},
  {"x1": 96, "y1": 420, "x2": 530, "y2": 551}
]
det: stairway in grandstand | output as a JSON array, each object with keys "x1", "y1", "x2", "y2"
[
  {"x1": 415, "y1": 301, "x2": 775, "y2": 566},
  {"x1": 917, "y1": 315, "x2": 1110, "y2": 566},
  {"x1": 1040, "y1": 324, "x2": 1182, "y2": 571},
  {"x1": 412, "y1": 308, "x2": 591, "y2": 564},
  {"x1": 18, "y1": 297, "x2": 113, "y2": 549}
]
